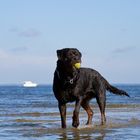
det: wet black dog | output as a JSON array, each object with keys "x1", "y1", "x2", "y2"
[{"x1": 53, "y1": 48, "x2": 129, "y2": 128}]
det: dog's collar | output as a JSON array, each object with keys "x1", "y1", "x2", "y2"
[{"x1": 56, "y1": 69, "x2": 79, "y2": 85}]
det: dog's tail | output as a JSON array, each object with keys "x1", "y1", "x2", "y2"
[{"x1": 105, "y1": 80, "x2": 130, "y2": 97}]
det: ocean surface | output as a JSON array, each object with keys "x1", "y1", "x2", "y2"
[{"x1": 0, "y1": 84, "x2": 140, "y2": 140}]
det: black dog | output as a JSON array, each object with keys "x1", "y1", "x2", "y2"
[{"x1": 53, "y1": 48, "x2": 129, "y2": 128}]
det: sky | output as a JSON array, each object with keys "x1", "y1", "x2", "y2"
[{"x1": 0, "y1": 0, "x2": 140, "y2": 85}]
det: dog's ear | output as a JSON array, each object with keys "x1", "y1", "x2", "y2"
[
  {"x1": 79, "y1": 51, "x2": 82, "y2": 58},
  {"x1": 57, "y1": 50, "x2": 63, "y2": 60},
  {"x1": 75, "y1": 49, "x2": 82, "y2": 58}
]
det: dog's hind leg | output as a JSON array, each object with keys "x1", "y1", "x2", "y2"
[
  {"x1": 96, "y1": 91, "x2": 106, "y2": 125},
  {"x1": 81, "y1": 99, "x2": 93, "y2": 125}
]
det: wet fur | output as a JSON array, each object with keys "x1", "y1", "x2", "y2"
[{"x1": 53, "y1": 48, "x2": 129, "y2": 128}]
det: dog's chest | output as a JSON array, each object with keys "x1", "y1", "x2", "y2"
[{"x1": 60, "y1": 89, "x2": 76, "y2": 103}]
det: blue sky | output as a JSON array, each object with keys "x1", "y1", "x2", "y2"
[{"x1": 0, "y1": 0, "x2": 140, "y2": 84}]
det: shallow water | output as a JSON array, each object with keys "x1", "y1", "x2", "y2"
[{"x1": 0, "y1": 85, "x2": 140, "y2": 139}]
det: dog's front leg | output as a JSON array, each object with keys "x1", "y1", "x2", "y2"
[
  {"x1": 72, "y1": 97, "x2": 82, "y2": 128},
  {"x1": 58, "y1": 102, "x2": 67, "y2": 128}
]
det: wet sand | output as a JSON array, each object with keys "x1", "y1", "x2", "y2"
[{"x1": 0, "y1": 104, "x2": 140, "y2": 140}]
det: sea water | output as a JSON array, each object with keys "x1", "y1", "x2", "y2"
[{"x1": 0, "y1": 84, "x2": 140, "y2": 140}]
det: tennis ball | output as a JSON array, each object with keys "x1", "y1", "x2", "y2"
[{"x1": 74, "y1": 63, "x2": 81, "y2": 69}]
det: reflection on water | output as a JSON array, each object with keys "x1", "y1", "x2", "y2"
[
  {"x1": 0, "y1": 107, "x2": 139, "y2": 140},
  {"x1": 54, "y1": 129, "x2": 106, "y2": 140},
  {"x1": 10, "y1": 124, "x2": 108, "y2": 140}
]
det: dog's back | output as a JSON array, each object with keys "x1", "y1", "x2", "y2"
[{"x1": 53, "y1": 48, "x2": 129, "y2": 128}]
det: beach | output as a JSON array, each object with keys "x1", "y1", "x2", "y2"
[{"x1": 0, "y1": 85, "x2": 140, "y2": 140}]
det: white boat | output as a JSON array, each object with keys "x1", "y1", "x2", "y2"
[{"x1": 23, "y1": 81, "x2": 37, "y2": 87}]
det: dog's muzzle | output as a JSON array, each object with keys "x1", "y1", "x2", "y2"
[{"x1": 74, "y1": 63, "x2": 81, "y2": 69}]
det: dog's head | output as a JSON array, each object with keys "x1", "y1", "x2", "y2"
[{"x1": 57, "y1": 48, "x2": 82, "y2": 70}]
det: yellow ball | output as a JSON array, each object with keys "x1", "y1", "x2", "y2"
[{"x1": 74, "y1": 63, "x2": 81, "y2": 69}]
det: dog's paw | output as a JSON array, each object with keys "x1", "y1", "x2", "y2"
[
  {"x1": 62, "y1": 125, "x2": 66, "y2": 129},
  {"x1": 72, "y1": 120, "x2": 79, "y2": 128}
]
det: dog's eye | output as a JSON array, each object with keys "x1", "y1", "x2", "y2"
[{"x1": 73, "y1": 52, "x2": 77, "y2": 55}]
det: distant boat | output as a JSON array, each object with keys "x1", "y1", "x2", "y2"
[{"x1": 23, "y1": 81, "x2": 37, "y2": 87}]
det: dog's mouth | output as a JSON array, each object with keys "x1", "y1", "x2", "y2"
[{"x1": 73, "y1": 62, "x2": 81, "y2": 69}]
